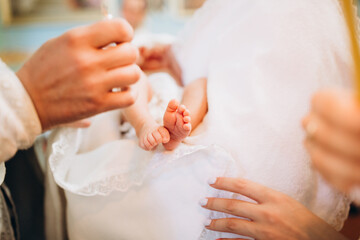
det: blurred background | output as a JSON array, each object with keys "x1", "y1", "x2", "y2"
[{"x1": 0, "y1": 0, "x2": 205, "y2": 70}]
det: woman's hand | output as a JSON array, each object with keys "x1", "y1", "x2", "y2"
[
  {"x1": 303, "y1": 89, "x2": 360, "y2": 193},
  {"x1": 201, "y1": 177, "x2": 347, "y2": 240}
]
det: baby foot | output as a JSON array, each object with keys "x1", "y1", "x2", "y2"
[
  {"x1": 138, "y1": 123, "x2": 170, "y2": 151},
  {"x1": 163, "y1": 99, "x2": 192, "y2": 151}
]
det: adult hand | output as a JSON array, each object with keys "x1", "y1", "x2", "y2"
[
  {"x1": 303, "y1": 89, "x2": 360, "y2": 193},
  {"x1": 201, "y1": 177, "x2": 347, "y2": 240},
  {"x1": 17, "y1": 19, "x2": 141, "y2": 131},
  {"x1": 59, "y1": 119, "x2": 91, "y2": 128}
]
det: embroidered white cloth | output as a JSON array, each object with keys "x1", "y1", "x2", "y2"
[
  {"x1": 49, "y1": 0, "x2": 353, "y2": 239},
  {"x1": 0, "y1": 59, "x2": 42, "y2": 185}
]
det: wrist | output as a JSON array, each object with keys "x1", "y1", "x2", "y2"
[
  {"x1": 304, "y1": 216, "x2": 348, "y2": 240},
  {"x1": 17, "y1": 66, "x2": 48, "y2": 131}
]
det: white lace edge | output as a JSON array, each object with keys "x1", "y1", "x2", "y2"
[{"x1": 48, "y1": 127, "x2": 237, "y2": 197}]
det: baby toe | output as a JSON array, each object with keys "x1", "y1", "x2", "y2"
[
  {"x1": 183, "y1": 116, "x2": 191, "y2": 123},
  {"x1": 166, "y1": 99, "x2": 179, "y2": 112},
  {"x1": 142, "y1": 138, "x2": 152, "y2": 151},
  {"x1": 152, "y1": 130, "x2": 163, "y2": 144},
  {"x1": 147, "y1": 133, "x2": 157, "y2": 148},
  {"x1": 159, "y1": 127, "x2": 170, "y2": 143},
  {"x1": 178, "y1": 105, "x2": 186, "y2": 114},
  {"x1": 183, "y1": 123, "x2": 191, "y2": 131},
  {"x1": 183, "y1": 109, "x2": 190, "y2": 117}
]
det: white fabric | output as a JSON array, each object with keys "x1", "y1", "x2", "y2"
[
  {"x1": 180, "y1": 0, "x2": 352, "y2": 230},
  {"x1": 49, "y1": 0, "x2": 353, "y2": 239},
  {"x1": 0, "y1": 59, "x2": 42, "y2": 185},
  {"x1": 181, "y1": 0, "x2": 354, "y2": 229},
  {"x1": 49, "y1": 74, "x2": 239, "y2": 239}
]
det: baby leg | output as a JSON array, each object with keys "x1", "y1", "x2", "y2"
[{"x1": 122, "y1": 73, "x2": 170, "y2": 150}]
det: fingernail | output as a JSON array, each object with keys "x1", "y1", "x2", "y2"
[
  {"x1": 208, "y1": 177, "x2": 217, "y2": 185},
  {"x1": 199, "y1": 198, "x2": 208, "y2": 206},
  {"x1": 204, "y1": 219, "x2": 212, "y2": 226}
]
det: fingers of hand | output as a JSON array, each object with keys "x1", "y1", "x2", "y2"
[
  {"x1": 158, "y1": 127, "x2": 170, "y2": 143},
  {"x1": 152, "y1": 130, "x2": 163, "y2": 144},
  {"x1": 304, "y1": 139, "x2": 360, "y2": 191},
  {"x1": 206, "y1": 218, "x2": 256, "y2": 238},
  {"x1": 142, "y1": 137, "x2": 153, "y2": 150},
  {"x1": 86, "y1": 19, "x2": 134, "y2": 48},
  {"x1": 103, "y1": 64, "x2": 141, "y2": 90},
  {"x1": 102, "y1": 87, "x2": 137, "y2": 110},
  {"x1": 303, "y1": 113, "x2": 360, "y2": 161},
  {"x1": 209, "y1": 177, "x2": 272, "y2": 204},
  {"x1": 101, "y1": 43, "x2": 139, "y2": 69},
  {"x1": 311, "y1": 89, "x2": 360, "y2": 134},
  {"x1": 147, "y1": 132, "x2": 157, "y2": 146},
  {"x1": 202, "y1": 198, "x2": 258, "y2": 220},
  {"x1": 60, "y1": 119, "x2": 91, "y2": 128}
]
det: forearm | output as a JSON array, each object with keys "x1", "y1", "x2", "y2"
[{"x1": 181, "y1": 77, "x2": 207, "y2": 131}]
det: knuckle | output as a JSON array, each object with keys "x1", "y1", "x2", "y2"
[
  {"x1": 224, "y1": 219, "x2": 238, "y2": 232},
  {"x1": 122, "y1": 92, "x2": 136, "y2": 106},
  {"x1": 88, "y1": 94, "x2": 103, "y2": 108},
  {"x1": 122, "y1": 64, "x2": 141, "y2": 82},
  {"x1": 64, "y1": 29, "x2": 83, "y2": 46},
  {"x1": 74, "y1": 54, "x2": 95, "y2": 74},
  {"x1": 224, "y1": 200, "x2": 238, "y2": 213},
  {"x1": 114, "y1": 18, "x2": 134, "y2": 40},
  {"x1": 233, "y1": 179, "x2": 247, "y2": 191},
  {"x1": 132, "y1": 65, "x2": 142, "y2": 79},
  {"x1": 261, "y1": 227, "x2": 277, "y2": 239},
  {"x1": 262, "y1": 209, "x2": 280, "y2": 224},
  {"x1": 120, "y1": 43, "x2": 139, "y2": 62},
  {"x1": 267, "y1": 189, "x2": 286, "y2": 203},
  {"x1": 147, "y1": 135, "x2": 153, "y2": 143}
]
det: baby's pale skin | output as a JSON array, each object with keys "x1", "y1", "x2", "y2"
[{"x1": 122, "y1": 72, "x2": 207, "y2": 151}]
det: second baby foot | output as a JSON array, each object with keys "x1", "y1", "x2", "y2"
[
  {"x1": 139, "y1": 123, "x2": 170, "y2": 151},
  {"x1": 163, "y1": 99, "x2": 192, "y2": 151}
]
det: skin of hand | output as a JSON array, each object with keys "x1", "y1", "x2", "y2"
[
  {"x1": 202, "y1": 177, "x2": 347, "y2": 240},
  {"x1": 17, "y1": 19, "x2": 141, "y2": 131},
  {"x1": 303, "y1": 89, "x2": 360, "y2": 193},
  {"x1": 59, "y1": 119, "x2": 91, "y2": 128},
  {"x1": 138, "y1": 44, "x2": 182, "y2": 85}
]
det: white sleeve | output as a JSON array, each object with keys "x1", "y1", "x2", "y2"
[{"x1": 0, "y1": 59, "x2": 42, "y2": 166}]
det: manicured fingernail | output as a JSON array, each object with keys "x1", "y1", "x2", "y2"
[
  {"x1": 199, "y1": 198, "x2": 208, "y2": 206},
  {"x1": 204, "y1": 219, "x2": 212, "y2": 226},
  {"x1": 208, "y1": 177, "x2": 217, "y2": 185}
]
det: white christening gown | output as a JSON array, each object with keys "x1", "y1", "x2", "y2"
[{"x1": 48, "y1": 0, "x2": 354, "y2": 239}]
